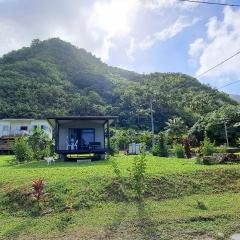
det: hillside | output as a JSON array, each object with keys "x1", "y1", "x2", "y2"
[
  {"x1": 230, "y1": 94, "x2": 240, "y2": 103},
  {"x1": 0, "y1": 38, "x2": 237, "y2": 131}
]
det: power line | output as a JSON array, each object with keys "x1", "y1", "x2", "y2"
[
  {"x1": 196, "y1": 50, "x2": 240, "y2": 78},
  {"x1": 218, "y1": 80, "x2": 240, "y2": 89},
  {"x1": 164, "y1": 50, "x2": 240, "y2": 92},
  {"x1": 179, "y1": 0, "x2": 240, "y2": 7},
  {"x1": 149, "y1": 51, "x2": 240, "y2": 94}
]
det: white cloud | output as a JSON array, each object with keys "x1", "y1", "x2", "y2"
[
  {"x1": 189, "y1": 38, "x2": 206, "y2": 58},
  {"x1": 190, "y1": 6, "x2": 240, "y2": 79},
  {"x1": 127, "y1": 16, "x2": 198, "y2": 59},
  {"x1": 87, "y1": 0, "x2": 140, "y2": 61},
  {"x1": 0, "y1": 0, "x2": 198, "y2": 64},
  {"x1": 142, "y1": 0, "x2": 198, "y2": 10}
]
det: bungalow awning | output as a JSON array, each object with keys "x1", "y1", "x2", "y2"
[{"x1": 47, "y1": 116, "x2": 118, "y2": 127}]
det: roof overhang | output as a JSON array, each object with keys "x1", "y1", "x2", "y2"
[{"x1": 47, "y1": 116, "x2": 118, "y2": 127}]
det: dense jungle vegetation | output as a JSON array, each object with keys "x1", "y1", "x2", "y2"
[{"x1": 0, "y1": 38, "x2": 239, "y2": 144}]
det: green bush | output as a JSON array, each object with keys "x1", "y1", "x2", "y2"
[
  {"x1": 152, "y1": 144, "x2": 160, "y2": 156},
  {"x1": 2, "y1": 189, "x2": 42, "y2": 216},
  {"x1": 28, "y1": 126, "x2": 52, "y2": 160},
  {"x1": 12, "y1": 137, "x2": 33, "y2": 163},
  {"x1": 201, "y1": 136, "x2": 215, "y2": 156},
  {"x1": 152, "y1": 133, "x2": 168, "y2": 157},
  {"x1": 216, "y1": 145, "x2": 227, "y2": 153},
  {"x1": 56, "y1": 214, "x2": 74, "y2": 231},
  {"x1": 237, "y1": 137, "x2": 240, "y2": 147},
  {"x1": 173, "y1": 144, "x2": 185, "y2": 158},
  {"x1": 196, "y1": 200, "x2": 207, "y2": 210}
]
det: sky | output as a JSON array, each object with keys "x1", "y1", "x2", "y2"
[{"x1": 0, "y1": 0, "x2": 240, "y2": 95}]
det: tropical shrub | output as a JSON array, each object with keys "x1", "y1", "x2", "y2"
[
  {"x1": 201, "y1": 136, "x2": 215, "y2": 156},
  {"x1": 173, "y1": 144, "x2": 184, "y2": 158},
  {"x1": 12, "y1": 137, "x2": 33, "y2": 163},
  {"x1": 237, "y1": 138, "x2": 240, "y2": 147},
  {"x1": 156, "y1": 133, "x2": 168, "y2": 157},
  {"x1": 216, "y1": 145, "x2": 227, "y2": 153},
  {"x1": 152, "y1": 144, "x2": 160, "y2": 156},
  {"x1": 28, "y1": 126, "x2": 52, "y2": 160}
]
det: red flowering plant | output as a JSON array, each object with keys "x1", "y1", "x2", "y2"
[
  {"x1": 32, "y1": 179, "x2": 45, "y2": 201},
  {"x1": 182, "y1": 137, "x2": 192, "y2": 159}
]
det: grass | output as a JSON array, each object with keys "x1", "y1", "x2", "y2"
[
  {"x1": 2, "y1": 153, "x2": 240, "y2": 184},
  {"x1": 1, "y1": 154, "x2": 240, "y2": 239}
]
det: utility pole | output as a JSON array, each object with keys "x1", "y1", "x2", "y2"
[
  {"x1": 224, "y1": 120, "x2": 229, "y2": 147},
  {"x1": 150, "y1": 99, "x2": 155, "y2": 147}
]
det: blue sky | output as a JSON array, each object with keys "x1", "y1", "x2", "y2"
[{"x1": 0, "y1": 0, "x2": 240, "y2": 94}]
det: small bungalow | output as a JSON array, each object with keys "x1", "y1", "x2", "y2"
[
  {"x1": 47, "y1": 116, "x2": 117, "y2": 160},
  {"x1": 0, "y1": 118, "x2": 52, "y2": 153}
]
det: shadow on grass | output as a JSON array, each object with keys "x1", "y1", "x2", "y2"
[
  {"x1": 3, "y1": 220, "x2": 34, "y2": 240},
  {"x1": 136, "y1": 201, "x2": 160, "y2": 240},
  {"x1": 102, "y1": 202, "x2": 161, "y2": 240},
  {"x1": 4, "y1": 159, "x2": 110, "y2": 169},
  {"x1": 102, "y1": 207, "x2": 127, "y2": 239}
]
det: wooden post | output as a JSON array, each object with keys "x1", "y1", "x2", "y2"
[
  {"x1": 150, "y1": 99, "x2": 155, "y2": 147},
  {"x1": 224, "y1": 120, "x2": 229, "y2": 147},
  {"x1": 55, "y1": 120, "x2": 59, "y2": 152},
  {"x1": 107, "y1": 119, "x2": 110, "y2": 151}
]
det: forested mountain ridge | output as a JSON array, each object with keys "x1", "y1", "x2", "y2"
[{"x1": 0, "y1": 38, "x2": 238, "y2": 131}]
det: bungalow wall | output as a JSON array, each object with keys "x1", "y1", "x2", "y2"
[
  {"x1": 58, "y1": 120, "x2": 104, "y2": 151},
  {"x1": 0, "y1": 119, "x2": 52, "y2": 139}
]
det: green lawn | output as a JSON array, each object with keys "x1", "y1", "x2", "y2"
[
  {"x1": 2, "y1": 153, "x2": 240, "y2": 184},
  {"x1": 1, "y1": 154, "x2": 240, "y2": 239}
]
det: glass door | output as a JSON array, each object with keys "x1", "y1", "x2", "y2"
[
  {"x1": 81, "y1": 129, "x2": 95, "y2": 145},
  {"x1": 68, "y1": 128, "x2": 95, "y2": 150}
]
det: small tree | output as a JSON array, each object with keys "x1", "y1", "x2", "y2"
[
  {"x1": 201, "y1": 136, "x2": 215, "y2": 156},
  {"x1": 12, "y1": 137, "x2": 33, "y2": 163},
  {"x1": 132, "y1": 152, "x2": 147, "y2": 201},
  {"x1": 182, "y1": 137, "x2": 192, "y2": 158}
]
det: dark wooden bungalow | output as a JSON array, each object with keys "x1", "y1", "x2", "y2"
[{"x1": 47, "y1": 116, "x2": 117, "y2": 160}]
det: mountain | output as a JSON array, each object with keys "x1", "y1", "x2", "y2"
[
  {"x1": 230, "y1": 94, "x2": 240, "y2": 103},
  {"x1": 0, "y1": 38, "x2": 238, "y2": 131}
]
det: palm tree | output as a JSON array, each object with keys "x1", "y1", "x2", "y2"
[{"x1": 164, "y1": 117, "x2": 187, "y2": 139}]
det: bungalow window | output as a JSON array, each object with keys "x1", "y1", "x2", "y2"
[
  {"x1": 41, "y1": 125, "x2": 47, "y2": 131},
  {"x1": 20, "y1": 126, "x2": 28, "y2": 131},
  {"x1": 68, "y1": 128, "x2": 95, "y2": 146}
]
